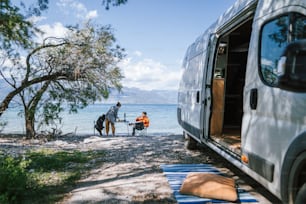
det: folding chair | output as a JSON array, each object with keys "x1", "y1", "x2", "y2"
[{"x1": 134, "y1": 122, "x2": 147, "y2": 136}]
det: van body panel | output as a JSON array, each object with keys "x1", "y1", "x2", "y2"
[
  {"x1": 215, "y1": 0, "x2": 256, "y2": 35},
  {"x1": 242, "y1": 0, "x2": 306, "y2": 198},
  {"x1": 178, "y1": 0, "x2": 306, "y2": 202},
  {"x1": 178, "y1": 32, "x2": 211, "y2": 138},
  {"x1": 255, "y1": 0, "x2": 306, "y2": 20}
]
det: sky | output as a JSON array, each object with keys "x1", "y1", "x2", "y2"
[{"x1": 34, "y1": 0, "x2": 237, "y2": 91}]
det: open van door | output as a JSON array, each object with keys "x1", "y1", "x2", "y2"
[
  {"x1": 205, "y1": 1, "x2": 256, "y2": 157},
  {"x1": 202, "y1": 34, "x2": 219, "y2": 141}
]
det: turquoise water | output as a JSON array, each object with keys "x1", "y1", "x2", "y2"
[{"x1": 1, "y1": 104, "x2": 182, "y2": 136}]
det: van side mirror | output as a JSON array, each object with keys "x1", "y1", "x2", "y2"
[{"x1": 276, "y1": 40, "x2": 306, "y2": 92}]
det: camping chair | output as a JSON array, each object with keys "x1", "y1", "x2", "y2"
[{"x1": 134, "y1": 122, "x2": 148, "y2": 136}]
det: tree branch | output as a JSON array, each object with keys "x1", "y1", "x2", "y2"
[
  {"x1": 24, "y1": 41, "x2": 70, "y2": 84},
  {"x1": 0, "y1": 71, "x2": 68, "y2": 116}
]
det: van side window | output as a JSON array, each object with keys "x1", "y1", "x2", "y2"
[
  {"x1": 260, "y1": 16, "x2": 289, "y2": 86},
  {"x1": 260, "y1": 13, "x2": 306, "y2": 86}
]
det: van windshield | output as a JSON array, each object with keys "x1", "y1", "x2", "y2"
[{"x1": 260, "y1": 13, "x2": 306, "y2": 86}]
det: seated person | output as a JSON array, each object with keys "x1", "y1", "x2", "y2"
[{"x1": 130, "y1": 112, "x2": 150, "y2": 136}]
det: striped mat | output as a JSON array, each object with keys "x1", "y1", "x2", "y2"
[{"x1": 160, "y1": 164, "x2": 258, "y2": 203}]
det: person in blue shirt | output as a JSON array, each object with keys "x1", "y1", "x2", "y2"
[{"x1": 105, "y1": 102, "x2": 121, "y2": 136}]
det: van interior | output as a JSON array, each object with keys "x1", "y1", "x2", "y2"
[{"x1": 210, "y1": 18, "x2": 253, "y2": 156}]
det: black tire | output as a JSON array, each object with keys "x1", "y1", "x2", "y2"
[
  {"x1": 288, "y1": 152, "x2": 306, "y2": 204},
  {"x1": 295, "y1": 183, "x2": 306, "y2": 204},
  {"x1": 183, "y1": 131, "x2": 188, "y2": 139},
  {"x1": 185, "y1": 133, "x2": 198, "y2": 150}
]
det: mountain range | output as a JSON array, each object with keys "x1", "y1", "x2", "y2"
[
  {"x1": 103, "y1": 87, "x2": 178, "y2": 104},
  {"x1": 0, "y1": 79, "x2": 178, "y2": 104}
]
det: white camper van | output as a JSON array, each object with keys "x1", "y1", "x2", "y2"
[{"x1": 177, "y1": 0, "x2": 306, "y2": 203}]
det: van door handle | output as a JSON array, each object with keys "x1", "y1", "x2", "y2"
[
  {"x1": 196, "y1": 91, "x2": 200, "y2": 103},
  {"x1": 250, "y1": 88, "x2": 258, "y2": 110}
]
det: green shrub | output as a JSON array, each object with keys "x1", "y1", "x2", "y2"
[
  {"x1": 0, "y1": 149, "x2": 105, "y2": 203},
  {"x1": 26, "y1": 149, "x2": 89, "y2": 171},
  {"x1": 0, "y1": 156, "x2": 30, "y2": 203}
]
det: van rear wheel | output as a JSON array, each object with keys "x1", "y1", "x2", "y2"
[
  {"x1": 295, "y1": 183, "x2": 306, "y2": 204},
  {"x1": 288, "y1": 152, "x2": 306, "y2": 204},
  {"x1": 184, "y1": 133, "x2": 198, "y2": 150}
]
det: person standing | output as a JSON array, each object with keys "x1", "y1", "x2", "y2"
[{"x1": 105, "y1": 102, "x2": 121, "y2": 136}]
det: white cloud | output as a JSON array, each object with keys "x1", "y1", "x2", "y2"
[
  {"x1": 119, "y1": 57, "x2": 182, "y2": 91},
  {"x1": 86, "y1": 10, "x2": 98, "y2": 20},
  {"x1": 27, "y1": 16, "x2": 47, "y2": 24},
  {"x1": 57, "y1": 0, "x2": 98, "y2": 21},
  {"x1": 36, "y1": 22, "x2": 69, "y2": 43},
  {"x1": 133, "y1": 51, "x2": 142, "y2": 57},
  {"x1": 261, "y1": 58, "x2": 274, "y2": 67},
  {"x1": 57, "y1": 0, "x2": 86, "y2": 12}
]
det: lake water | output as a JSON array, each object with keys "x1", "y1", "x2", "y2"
[{"x1": 0, "y1": 104, "x2": 182, "y2": 136}]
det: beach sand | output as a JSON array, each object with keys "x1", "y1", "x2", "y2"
[{"x1": 0, "y1": 134, "x2": 280, "y2": 203}]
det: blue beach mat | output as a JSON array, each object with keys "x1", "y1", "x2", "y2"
[{"x1": 160, "y1": 164, "x2": 258, "y2": 203}]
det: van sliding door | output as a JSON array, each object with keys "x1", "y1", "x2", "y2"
[
  {"x1": 209, "y1": 19, "x2": 252, "y2": 156},
  {"x1": 202, "y1": 34, "x2": 218, "y2": 140}
]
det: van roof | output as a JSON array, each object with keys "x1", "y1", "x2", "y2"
[{"x1": 184, "y1": 0, "x2": 256, "y2": 62}]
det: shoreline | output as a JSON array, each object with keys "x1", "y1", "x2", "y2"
[
  {"x1": 0, "y1": 104, "x2": 181, "y2": 136},
  {"x1": 0, "y1": 130, "x2": 182, "y2": 138}
]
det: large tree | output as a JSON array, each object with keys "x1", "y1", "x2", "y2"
[
  {"x1": 0, "y1": 0, "x2": 128, "y2": 115},
  {"x1": 2, "y1": 22, "x2": 125, "y2": 138},
  {"x1": 0, "y1": 0, "x2": 128, "y2": 137}
]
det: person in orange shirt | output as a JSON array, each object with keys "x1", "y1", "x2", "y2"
[{"x1": 131, "y1": 112, "x2": 150, "y2": 136}]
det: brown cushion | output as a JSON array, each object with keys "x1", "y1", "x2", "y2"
[{"x1": 179, "y1": 172, "x2": 238, "y2": 202}]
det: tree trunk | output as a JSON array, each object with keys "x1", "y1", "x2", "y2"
[
  {"x1": 24, "y1": 81, "x2": 52, "y2": 139},
  {"x1": 25, "y1": 110, "x2": 36, "y2": 139}
]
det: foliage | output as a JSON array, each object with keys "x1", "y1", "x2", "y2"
[
  {"x1": 0, "y1": 149, "x2": 105, "y2": 203},
  {"x1": 0, "y1": 0, "x2": 48, "y2": 52},
  {"x1": 0, "y1": 0, "x2": 126, "y2": 53},
  {"x1": 102, "y1": 0, "x2": 128, "y2": 10},
  {"x1": 27, "y1": 149, "x2": 91, "y2": 170},
  {"x1": 0, "y1": 156, "x2": 30, "y2": 203}
]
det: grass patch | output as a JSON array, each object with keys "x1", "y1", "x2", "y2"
[{"x1": 0, "y1": 149, "x2": 105, "y2": 204}]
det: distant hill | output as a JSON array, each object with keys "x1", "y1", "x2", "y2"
[
  {"x1": 0, "y1": 79, "x2": 178, "y2": 104},
  {"x1": 104, "y1": 87, "x2": 178, "y2": 104}
]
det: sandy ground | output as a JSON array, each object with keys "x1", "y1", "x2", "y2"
[{"x1": 0, "y1": 134, "x2": 282, "y2": 204}]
